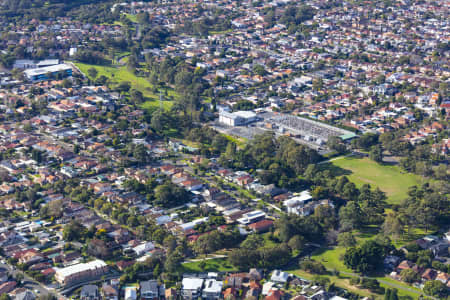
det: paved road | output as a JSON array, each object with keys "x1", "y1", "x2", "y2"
[
  {"x1": 182, "y1": 254, "x2": 228, "y2": 264},
  {"x1": 0, "y1": 261, "x2": 64, "y2": 298}
]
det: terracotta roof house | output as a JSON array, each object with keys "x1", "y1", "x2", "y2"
[
  {"x1": 265, "y1": 289, "x2": 284, "y2": 300},
  {"x1": 116, "y1": 260, "x2": 135, "y2": 271},
  {"x1": 248, "y1": 219, "x2": 274, "y2": 233},
  {"x1": 396, "y1": 260, "x2": 415, "y2": 271},
  {"x1": 421, "y1": 268, "x2": 438, "y2": 281},
  {"x1": 436, "y1": 272, "x2": 450, "y2": 284}
]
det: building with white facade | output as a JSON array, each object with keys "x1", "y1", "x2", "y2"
[
  {"x1": 55, "y1": 260, "x2": 108, "y2": 287},
  {"x1": 219, "y1": 111, "x2": 258, "y2": 126}
]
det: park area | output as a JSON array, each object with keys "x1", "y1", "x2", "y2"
[
  {"x1": 325, "y1": 156, "x2": 423, "y2": 204},
  {"x1": 180, "y1": 257, "x2": 237, "y2": 273},
  {"x1": 74, "y1": 62, "x2": 174, "y2": 110}
]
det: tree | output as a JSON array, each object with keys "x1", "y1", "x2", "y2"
[
  {"x1": 63, "y1": 220, "x2": 85, "y2": 241},
  {"x1": 193, "y1": 231, "x2": 223, "y2": 255},
  {"x1": 382, "y1": 212, "x2": 404, "y2": 241},
  {"x1": 198, "y1": 259, "x2": 207, "y2": 271},
  {"x1": 399, "y1": 269, "x2": 419, "y2": 283},
  {"x1": 87, "y1": 67, "x2": 98, "y2": 80},
  {"x1": 337, "y1": 232, "x2": 357, "y2": 248},
  {"x1": 299, "y1": 260, "x2": 327, "y2": 274},
  {"x1": 228, "y1": 248, "x2": 259, "y2": 270},
  {"x1": 0, "y1": 294, "x2": 11, "y2": 300},
  {"x1": 369, "y1": 145, "x2": 383, "y2": 163},
  {"x1": 116, "y1": 81, "x2": 131, "y2": 94},
  {"x1": 164, "y1": 250, "x2": 183, "y2": 274},
  {"x1": 154, "y1": 181, "x2": 190, "y2": 208},
  {"x1": 423, "y1": 280, "x2": 447, "y2": 297},
  {"x1": 130, "y1": 89, "x2": 144, "y2": 104},
  {"x1": 241, "y1": 234, "x2": 264, "y2": 250},
  {"x1": 389, "y1": 288, "x2": 398, "y2": 300},
  {"x1": 384, "y1": 288, "x2": 391, "y2": 300},
  {"x1": 434, "y1": 164, "x2": 448, "y2": 180},
  {"x1": 15, "y1": 273, "x2": 24, "y2": 286},
  {"x1": 253, "y1": 64, "x2": 267, "y2": 76},
  {"x1": 258, "y1": 244, "x2": 291, "y2": 268},
  {"x1": 339, "y1": 201, "x2": 363, "y2": 230},
  {"x1": 288, "y1": 235, "x2": 305, "y2": 252},
  {"x1": 327, "y1": 136, "x2": 346, "y2": 154},
  {"x1": 343, "y1": 240, "x2": 384, "y2": 274}
]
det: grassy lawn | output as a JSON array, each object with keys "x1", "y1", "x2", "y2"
[
  {"x1": 290, "y1": 270, "x2": 375, "y2": 299},
  {"x1": 140, "y1": 99, "x2": 173, "y2": 111},
  {"x1": 311, "y1": 247, "x2": 352, "y2": 273},
  {"x1": 181, "y1": 258, "x2": 237, "y2": 273},
  {"x1": 74, "y1": 62, "x2": 173, "y2": 110},
  {"x1": 209, "y1": 29, "x2": 233, "y2": 35},
  {"x1": 124, "y1": 13, "x2": 137, "y2": 23},
  {"x1": 327, "y1": 156, "x2": 423, "y2": 204},
  {"x1": 262, "y1": 232, "x2": 279, "y2": 248},
  {"x1": 290, "y1": 269, "x2": 421, "y2": 299},
  {"x1": 304, "y1": 246, "x2": 423, "y2": 299},
  {"x1": 222, "y1": 133, "x2": 247, "y2": 148}
]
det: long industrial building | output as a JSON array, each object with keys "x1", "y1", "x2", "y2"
[
  {"x1": 267, "y1": 114, "x2": 356, "y2": 145},
  {"x1": 24, "y1": 63, "x2": 73, "y2": 81}
]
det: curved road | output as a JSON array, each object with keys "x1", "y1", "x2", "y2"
[{"x1": 0, "y1": 261, "x2": 65, "y2": 299}]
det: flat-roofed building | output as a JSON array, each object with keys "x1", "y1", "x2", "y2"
[
  {"x1": 55, "y1": 259, "x2": 108, "y2": 287},
  {"x1": 219, "y1": 111, "x2": 258, "y2": 126},
  {"x1": 237, "y1": 210, "x2": 266, "y2": 225},
  {"x1": 24, "y1": 64, "x2": 72, "y2": 81},
  {"x1": 182, "y1": 278, "x2": 204, "y2": 299}
]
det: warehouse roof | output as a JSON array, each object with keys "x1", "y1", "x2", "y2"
[
  {"x1": 24, "y1": 63, "x2": 72, "y2": 77},
  {"x1": 55, "y1": 259, "x2": 106, "y2": 279}
]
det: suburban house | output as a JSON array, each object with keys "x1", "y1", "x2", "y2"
[{"x1": 182, "y1": 278, "x2": 204, "y2": 299}]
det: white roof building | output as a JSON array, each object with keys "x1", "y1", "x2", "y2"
[
  {"x1": 237, "y1": 210, "x2": 265, "y2": 225},
  {"x1": 133, "y1": 241, "x2": 155, "y2": 256},
  {"x1": 179, "y1": 217, "x2": 208, "y2": 231},
  {"x1": 182, "y1": 278, "x2": 204, "y2": 290},
  {"x1": 55, "y1": 260, "x2": 107, "y2": 286},
  {"x1": 218, "y1": 111, "x2": 258, "y2": 126},
  {"x1": 329, "y1": 296, "x2": 348, "y2": 300},
  {"x1": 270, "y1": 270, "x2": 290, "y2": 283},
  {"x1": 182, "y1": 277, "x2": 204, "y2": 298},
  {"x1": 262, "y1": 282, "x2": 275, "y2": 295},
  {"x1": 283, "y1": 190, "x2": 313, "y2": 215},
  {"x1": 202, "y1": 279, "x2": 223, "y2": 299}
]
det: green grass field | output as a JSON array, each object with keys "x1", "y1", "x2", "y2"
[
  {"x1": 305, "y1": 246, "x2": 423, "y2": 299},
  {"x1": 181, "y1": 258, "x2": 237, "y2": 273},
  {"x1": 311, "y1": 246, "x2": 352, "y2": 272},
  {"x1": 124, "y1": 13, "x2": 138, "y2": 23},
  {"x1": 140, "y1": 99, "x2": 173, "y2": 111},
  {"x1": 327, "y1": 156, "x2": 423, "y2": 204},
  {"x1": 74, "y1": 62, "x2": 173, "y2": 110}
]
